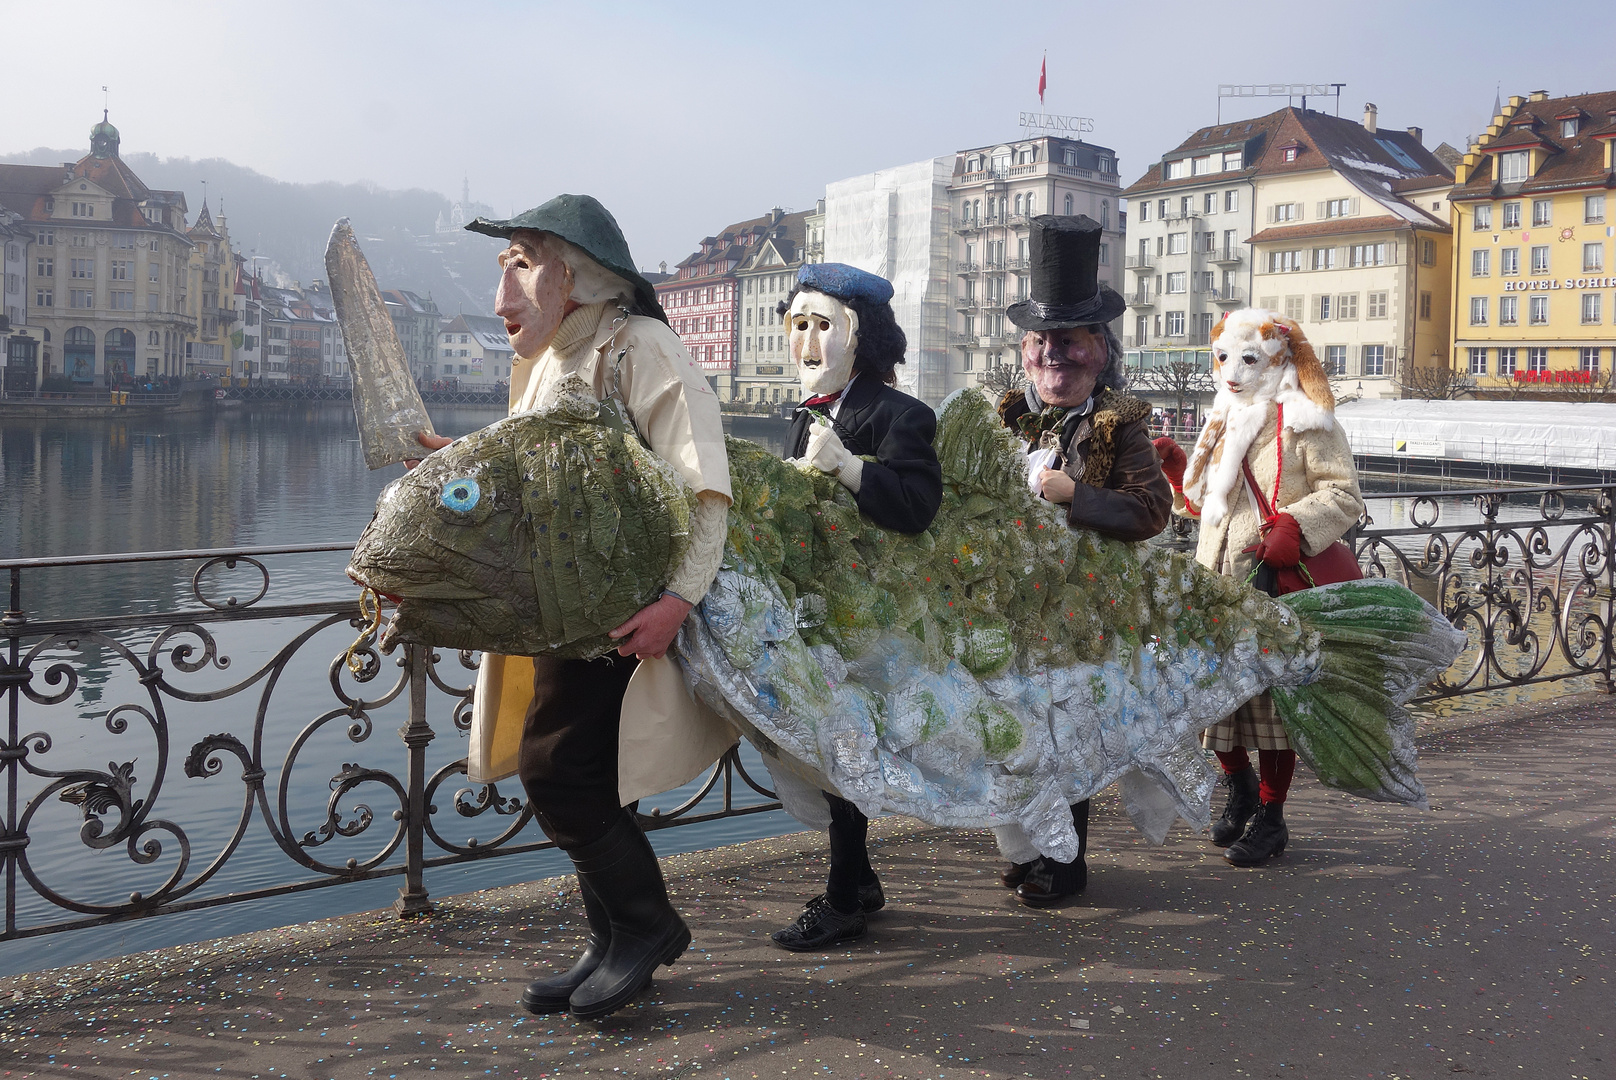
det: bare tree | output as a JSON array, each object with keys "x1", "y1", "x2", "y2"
[
  {"x1": 982, "y1": 359, "x2": 1025, "y2": 398},
  {"x1": 1393, "y1": 361, "x2": 1475, "y2": 400},
  {"x1": 1128, "y1": 360, "x2": 1215, "y2": 432}
]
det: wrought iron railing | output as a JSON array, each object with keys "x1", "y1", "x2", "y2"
[
  {"x1": 7, "y1": 484, "x2": 1613, "y2": 941},
  {"x1": 1, "y1": 545, "x2": 778, "y2": 943},
  {"x1": 1165, "y1": 483, "x2": 1616, "y2": 701}
]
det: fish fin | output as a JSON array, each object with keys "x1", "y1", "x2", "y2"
[{"x1": 1272, "y1": 580, "x2": 1466, "y2": 808}]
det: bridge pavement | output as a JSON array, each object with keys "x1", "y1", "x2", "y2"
[{"x1": 2, "y1": 697, "x2": 1610, "y2": 1080}]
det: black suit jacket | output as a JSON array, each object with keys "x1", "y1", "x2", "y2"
[{"x1": 786, "y1": 377, "x2": 943, "y2": 535}]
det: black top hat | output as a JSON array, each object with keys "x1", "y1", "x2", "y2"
[{"x1": 1005, "y1": 214, "x2": 1125, "y2": 331}]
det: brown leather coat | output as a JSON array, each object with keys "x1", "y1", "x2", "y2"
[{"x1": 999, "y1": 388, "x2": 1172, "y2": 542}]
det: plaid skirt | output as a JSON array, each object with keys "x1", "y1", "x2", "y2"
[{"x1": 1201, "y1": 692, "x2": 1292, "y2": 752}]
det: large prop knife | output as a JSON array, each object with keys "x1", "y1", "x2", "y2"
[{"x1": 325, "y1": 218, "x2": 437, "y2": 469}]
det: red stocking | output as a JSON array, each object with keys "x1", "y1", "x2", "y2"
[
  {"x1": 1257, "y1": 749, "x2": 1297, "y2": 804},
  {"x1": 1214, "y1": 748, "x2": 1251, "y2": 775}
]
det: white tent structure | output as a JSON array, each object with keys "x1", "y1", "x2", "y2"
[
  {"x1": 824, "y1": 159, "x2": 954, "y2": 405},
  {"x1": 1334, "y1": 400, "x2": 1616, "y2": 472}
]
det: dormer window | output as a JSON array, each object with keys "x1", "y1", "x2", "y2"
[
  {"x1": 1165, "y1": 159, "x2": 1187, "y2": 179},
  {"x1": 1562, "y1": 117, "x2": 1579, "y2": 138},
  {"x1": 1499, "y1": 150, "x2": 1530, "y2": 183},
  {"x1": 1282, "y1": 146, "x2": 1298, "y2": 163}
]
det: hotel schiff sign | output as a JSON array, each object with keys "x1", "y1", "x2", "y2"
[{"x1": 1503, "y1": 276, "x2": 1616, "y2": 291}]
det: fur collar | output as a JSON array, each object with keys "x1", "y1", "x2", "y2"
[{"x1": 1183, "y1": 369, "x2": 1334, "y2": 528}]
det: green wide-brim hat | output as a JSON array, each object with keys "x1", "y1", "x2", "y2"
[{"x1": 466, "y1": 194, "x2": 667, "y2": 324}]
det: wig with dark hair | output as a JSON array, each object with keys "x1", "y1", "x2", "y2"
[{"x1": 777, "y1": 284, "x2": 908, "y2": 386}]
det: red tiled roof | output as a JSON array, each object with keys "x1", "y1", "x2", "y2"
[{"x1": 1454, "y1": 89, "x2": 1616, "y2": 199}]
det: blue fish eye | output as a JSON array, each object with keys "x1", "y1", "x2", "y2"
[{"x1": 440, "y1": 477, "x2": 481, "y2": 512}]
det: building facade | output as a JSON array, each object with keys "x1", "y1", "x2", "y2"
[
  {"x1": 182, "y1": 203, "x2": 236, "y2": 377},
  {"x1": 734, "y1": 208, "x2": 809, "y2": 408},
  {"x1": 657, "y1": 212, "x2": 787, "y2": 400},
  {"x1": 1450, "y1": 89, "x2": 1616, "y2": 396},
  {"x1": 823, "y1": 158, "x2": 954, "y2": 403},
  {"x1": 1127, "y1": 105, "x2": 1453, "y2": 402},
  {"x1": 0, "y1": 115, "x2": 197, "y2": 386},
  {"x1": 382, "y1": 289, "x2": 443, "y2": 383},
  {"x1": 949, "y1": 136, "x2": 1125, "y2": 384},
  {"x1": 437, "y1": 312, "x2": 513, "y2": 388}
]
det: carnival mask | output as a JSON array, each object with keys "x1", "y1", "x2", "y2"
[{"x1": 789, "y1": 290, "x2": 859, "y2": 397}]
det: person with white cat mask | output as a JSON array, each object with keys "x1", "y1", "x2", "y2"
[
  {"x1": 768, "y1": 262, "x2": 943, "y2": 951},
  {"x1": 1165, "y1": 308, "x2": 1364, "y2": 867}
]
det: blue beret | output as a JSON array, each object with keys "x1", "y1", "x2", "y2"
[{"x1": 796, "y1": 262, "x2": 894, "y2": 306}]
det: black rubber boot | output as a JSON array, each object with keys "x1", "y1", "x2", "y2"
[
  {"x1": 565, "y1": 813, "x2": 692, "y2": 1020},
  {"x1": 1224, "y1": 801, "x2": 1289, "y2": 867},
  {"x1": 1210, "y1": 766, "x2": 1260, "y2": 848},
  {"x1": 1014, "y1": 800, "x2": 1089, "y2": 908},
  {"x1": 521, "y1": 876, "x2": 610, "y2": 1014}
]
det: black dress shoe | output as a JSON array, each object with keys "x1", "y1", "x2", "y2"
[
  {"x1": 1210, "y1": 766, "x2": 1260, "y2": 848},
  {"x1": 771, "y1": 895, "x2": 867, "y2": 951},
  {"x1": 1224, "y1": 801, "x2": 1288, "y2": 867},
  {"x1": 999, "y1": 861, "x2": 1033, "y2": 889},
  {"x1": 1014, "y1": 855, "x2": 1087, "y2": 908}
]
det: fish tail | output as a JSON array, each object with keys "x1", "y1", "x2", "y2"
[{"x1": 1271, "y1": 580, "x2": 1466, "y2": 808}]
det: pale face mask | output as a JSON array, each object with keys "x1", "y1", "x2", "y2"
[{"x1": 788, "y1": 290, "x2": 859, "y2": 397}]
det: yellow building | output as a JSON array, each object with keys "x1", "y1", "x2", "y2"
[
  {"x1": 1451, "y1": 90, "x2": 1616, "y2": 395},
  {"x1": 183, "y1": 203, "x2": 238, "y2": 377}
]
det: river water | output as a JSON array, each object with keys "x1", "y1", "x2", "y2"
[{"x1": 0, "y1": 404, "x2": 1596, "y2": 975}]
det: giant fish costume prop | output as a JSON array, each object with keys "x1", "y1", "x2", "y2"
[{"x1": 348, "y1": 375, "x2": 1464, "y2": 859}]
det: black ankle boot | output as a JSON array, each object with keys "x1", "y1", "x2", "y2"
[
  {"x1": 1210, "y1": 766, "x2": 1260, "y2": 847},
  {"x1": 1014, "y1": 854, "x2": 1087, "y2": 907},
  {"x1": 565, "y1": 813, "x2": 691, "y2": 1020},
  {"x1": 999, "y1": 861, "x2": 1033, "y2": 888},
  {"x1": 1224, "y1": 801, "x2": 1288, "y2": 867},
  {"x1": 521, "y1": 877, "x2": 610, "y2": 1014}
]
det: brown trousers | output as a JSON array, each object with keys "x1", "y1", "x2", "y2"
[{"x1": 517, "y1": 653, "x2": 639, "y2": 851}]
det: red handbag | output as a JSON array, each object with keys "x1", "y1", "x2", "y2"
[{"x1": 1239, "y1": 428, "x2": 1361, "y2": 596}]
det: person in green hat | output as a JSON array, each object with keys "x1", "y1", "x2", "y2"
[{"x1": 418, "y1": 194, "x2": 734, "y2": 1020}]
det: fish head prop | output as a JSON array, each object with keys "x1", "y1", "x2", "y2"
[
  {"x1": 1209, "y1": 309, "x2": 1334, "y2": 411},
  {"x1": 788, "y1": 289, "x2": 859, "y2": 398},
  {"x1": 346, "y1": 375, "x2": 698, "y2": 657}
]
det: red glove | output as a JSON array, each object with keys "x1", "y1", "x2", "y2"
[
  {"x1": 1255, "y1": 513, "x2": 1304, "y2": 568},
  {"x1": 1152, "y1": 437, "x2": 1187, "y2": 490}
]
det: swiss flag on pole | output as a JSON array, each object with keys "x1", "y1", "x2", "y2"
[{"x1": 1038, "y1": 54, "x2": 1046, "y2": 105}]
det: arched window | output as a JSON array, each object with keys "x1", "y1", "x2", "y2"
[
  {"x1": 65, "y1": 325, "x2": 96, "y2": 382},
  {"x1": 1064, "y1": 194, "x2": 1074, "y2": 215},
  {"x1": 1101, "y1": 200, "x2": 1110, "y2": 229},
  {"x1": 1014, "y1": 194, "x2": 1023, "y2": 215},
  {"x1": 1026, "y1": 192, "x2": 1035, "y2": 214}
]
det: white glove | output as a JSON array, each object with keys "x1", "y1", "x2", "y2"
[
  {"x1": 804, "y1": 423, "x2": 864, "y2": 493},
  {"x1": 1026, "y1": 446, "x2": 1060, "y2": 498}
]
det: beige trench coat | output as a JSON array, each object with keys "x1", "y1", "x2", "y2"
[{"x1": 463, "y1": 302, "x2": 737, "y2": 801}]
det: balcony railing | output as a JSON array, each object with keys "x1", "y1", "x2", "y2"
[
  {"x1": 1209, "y1": 247, "x2": 1244, "y2": 265},
  {"x1": 1205, "y1": 287, "x2": 1246, "y2": 305},
  {"x1": 955, "y1": 262, "x2": 980, "y2": 274},
  {"x1": 1125, "y1": 254, "x2": 1154, "y2": 271},
  {"x1": 1128, "y1": 291, "x2": 1155, "y2": 308}
]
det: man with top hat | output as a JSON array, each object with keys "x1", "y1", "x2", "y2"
[
  {"x1": 415, "y1": 194, "x2": 735, "y2": 1019},
  {"x1": 992, "y1": 214, "x2": 1173, "y2": 907},
  {"x1": 766, "y1": 262, "x2": 943, "y2": 950}
]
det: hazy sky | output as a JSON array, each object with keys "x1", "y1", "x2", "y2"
[{"x1": 6, "y1": 0, "x2": 1612, "y2": 269}]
